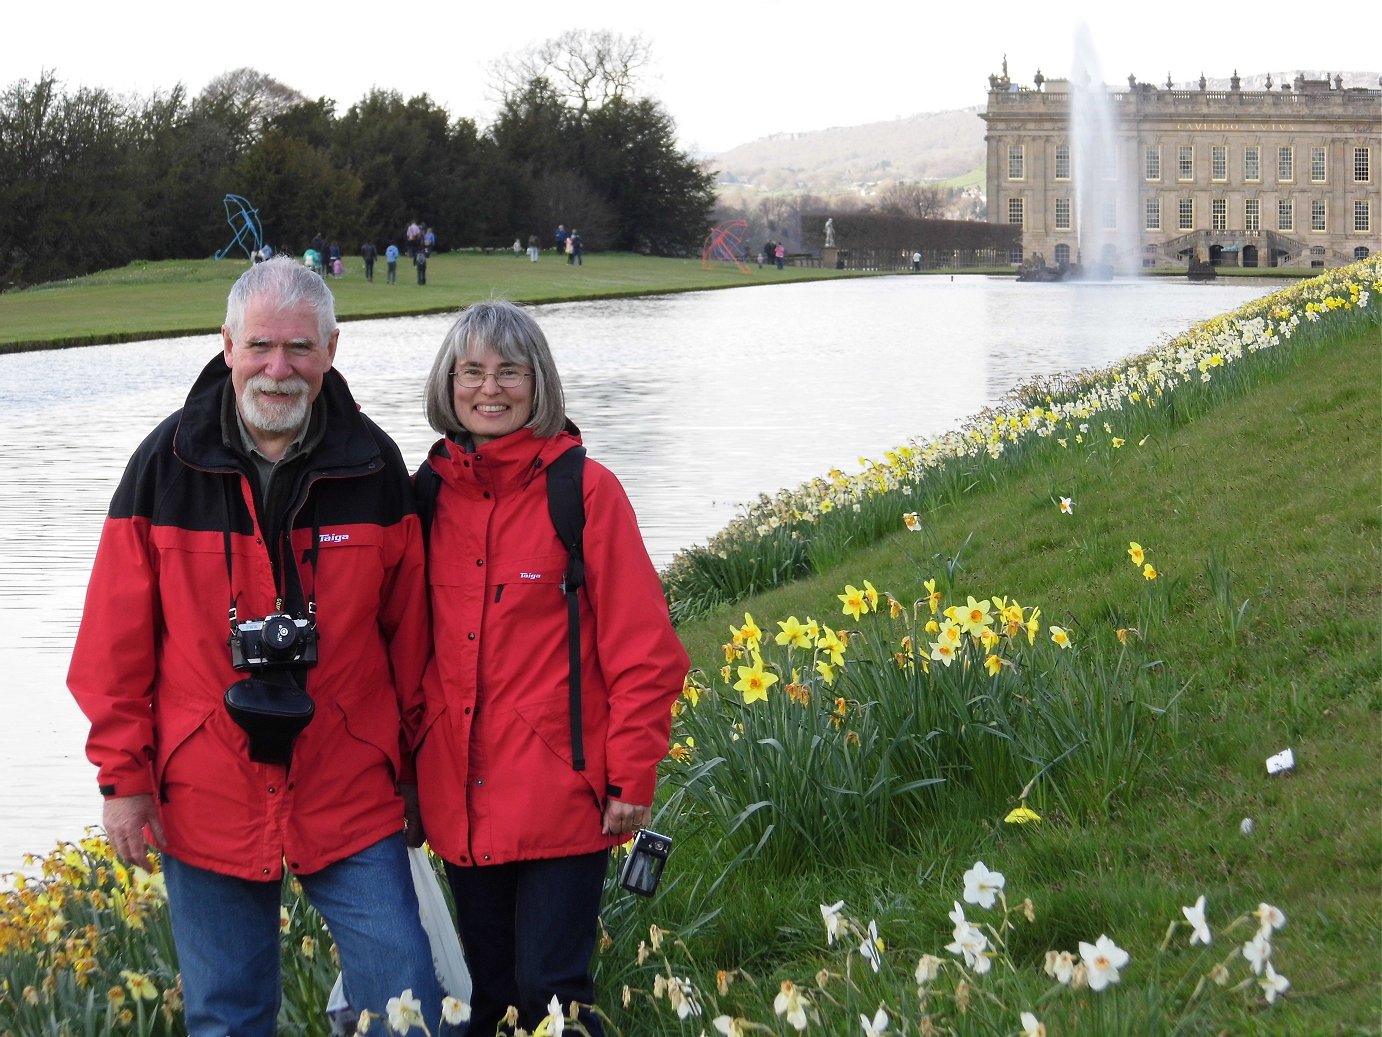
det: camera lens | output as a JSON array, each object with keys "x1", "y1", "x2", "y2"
[{"x1": 260, "y1": 616, "x2": 301, "y2": 661}]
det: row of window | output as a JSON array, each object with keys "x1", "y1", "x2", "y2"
[
  {"x1": 1009, "y1": 145, "x2": 1372, "y2": 184},
  {"x1": 1007, "y1": 197, "x2": 1372, "y2": 233},
  {"x1": 1008, "y1": 243, "x2": 1372, "y2": 266}
]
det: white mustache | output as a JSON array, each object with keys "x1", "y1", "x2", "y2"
[{"x1": 247, "y1": 373, "x2": 310, "y2": 398}]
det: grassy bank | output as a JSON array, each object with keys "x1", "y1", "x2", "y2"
[
  {"x1": 0, "y1": 252, "x2": 869, "y2": 353},
  {"x1": 2, "y1": 264, "x2": 1378, "y2": 1036}
]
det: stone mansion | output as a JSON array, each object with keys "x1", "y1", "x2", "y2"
[{"x1": 982, "y1": 64, "x2": 1381, "y2": 272}]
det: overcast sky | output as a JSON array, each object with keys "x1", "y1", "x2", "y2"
[{"x1": 10, "y1": 1, "x2": 1379, "y2": 154}]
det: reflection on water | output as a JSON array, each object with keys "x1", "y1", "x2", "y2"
[{"x1": 0, "y1": 274, "x2": 1282, "y2": 869}]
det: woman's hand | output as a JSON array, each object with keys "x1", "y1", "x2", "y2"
[{"x1": 602, "y1": 798, "x2": 650, "y2": 837}]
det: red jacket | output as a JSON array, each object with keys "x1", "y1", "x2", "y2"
[
  {"x1": 415, "y1": 427, "x2": 689, "y2": 866},
  {"x1": 67, "y1": 355, "x2": 428, "y2": 881}
]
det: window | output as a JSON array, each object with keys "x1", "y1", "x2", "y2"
[
  {"x1": 1055, "y1": 243, "x2": 1071, "y2": 265},
  {"x1": 1054, "y1": 197, "x2": 1071, "y2": 230},
  {"x1": 1008, "y1": 145, "x2": 1024, "y2": 180},
  {"x1": 1212, "y1": 145, "x2": 1227, "y2": 181},
  {"x1": 1244, "y1": 146, "x2": 1260, "y2": 181},
  {"x1": 1356, "y1": 246, "x2": 1372, "y2": 260},
  {"x1": 1179, "y1": 198, "x2": 1194, "y2": 230},
  {"x1": 1311, "y1": 147, "x2": 1326, "y2": 182},
  {"x1": 1212, "y1": 198, "x2": 1227, "y2": 231},
  {"x1": 1355, "y1": 148, "x2": 1371, "y2": 182},
  {"x1": 1179, "y1": 146, "x2": 1194, "y2": 180},
  {"x1": 1010, "y1": 246, "x2": 1025, "y2": 265},
  {"x1": 1102, "y1": 197, "x2": 1117, "y2": 229},
  {"x1": 1245, "y1": 199, "x2": 1260, "y2": 232},
  {"x1": 1145, "y1": 197, "x2": 1161, "y2": 230},
  {"x1": 1145, "y1": 146, "x2": 1160, "y2": 181},
  {"x1": 1278, "y1": 146, "x2": 1293, "y2": 181},
  {"x1": 1055, "y1": 145, "x2": 1071, "y2": 180},
  {"x1": 1355, "y1": 201, "x2": 1371, "y2": 232},
  {"x1": 1278, "y1": 200, "x2": 1293, "y2": 231},
  {"x1": 1311, "y1": 201, "x2": 1326, "y2": 231},
  {"x1": 1008, "y1": 197, "x2": 1024, "y2": 225}
]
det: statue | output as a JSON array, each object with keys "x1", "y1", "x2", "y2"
[{"x1": 824, "y1": 218, "x2": 835, "y2": 248}]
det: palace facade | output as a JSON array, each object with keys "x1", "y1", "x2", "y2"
[{"x1": 981, "y1": 66, "x2": 1381, "y2": 272}]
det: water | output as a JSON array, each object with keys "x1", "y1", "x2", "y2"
[{"x1": 0, "y1": 274, "x2": 1283, "y2": 871}]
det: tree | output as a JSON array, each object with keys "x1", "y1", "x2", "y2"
[
  {"x1": 491, "y1": 30, "x2": 651, "y2": 120},
  {"x1": 876, "y1": 181, "x2": 951, "y2": 219},
  {"x1": 232, "y1": 129, "x2": 363, "y2": 253},
  {"x1": 197, "y1": 68, "x2": 304, "y2": 151}
]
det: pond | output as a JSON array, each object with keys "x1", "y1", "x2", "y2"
[{"x1": 0, "y1": 274, "x2": 1286, "y2": 870}]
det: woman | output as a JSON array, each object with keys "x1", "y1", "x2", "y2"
[{"x1": 415, "y1": 300, "x2": 689, "y2": 1036}]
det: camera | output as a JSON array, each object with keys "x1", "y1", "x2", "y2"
[
  {"x1": 618, "y1": 828, "x2": 672, "y2": 897},
  {"x1": 230, "y1": 613, "x2": 318, "y2": 671}
]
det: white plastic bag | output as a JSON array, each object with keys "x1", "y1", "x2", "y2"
[{"x1": 324, "y1": 847, "x2": 471, "y2": 1033}]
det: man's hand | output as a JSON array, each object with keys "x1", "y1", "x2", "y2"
[
  {"x1": 601, "y1": 798, "x2": 651, "y2": 838},
  {"x1": 399, "y1": 783, "x2": 426, "y2": 848},
  {"x1": 103, "y1": 794, "x2": 163, "y2": 864}
]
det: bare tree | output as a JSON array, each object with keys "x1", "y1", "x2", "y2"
[
  {"x1": 490, "y1": 30, "x2": 652, "y2": 119},
  {"x1": 876, "y1": 180, "x2": 951, "y2": 219},
  {"x1": 197, "y1": 68, "x2": 304, "y2": 149}
]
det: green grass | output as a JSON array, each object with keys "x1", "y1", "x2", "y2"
[
  {"x1": 629, "y1": 315, "x2": 1382, "y2": 1035},
  {"x1": 0, "y1": 252, "x2": 864, "y2": 352}
]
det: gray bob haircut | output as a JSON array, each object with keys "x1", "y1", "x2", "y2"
[
  {"x1": 424, "y1": 300, "x2": 567, "y2": 438},
  {"x1": 224, "y1": 256, "x2": 338, "y2": 346}
]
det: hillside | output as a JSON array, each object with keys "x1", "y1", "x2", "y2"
[{"x1": 710, "y1": 106, "x2": 987, "y2": 195}]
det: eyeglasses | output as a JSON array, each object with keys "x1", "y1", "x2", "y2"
[{"x1": 451, "y1": 368, "x2": 535, "y2": 389}]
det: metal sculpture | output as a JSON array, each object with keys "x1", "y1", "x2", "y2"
[
  {"x1": 701, "y1": 219, "x2": 750, "y2": 273},
  {"x1": 214, "y1": 194, "x2": 264, "y2": 260}
]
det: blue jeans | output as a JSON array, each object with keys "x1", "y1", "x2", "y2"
[{"x1": 163, "y1": 833, "x2": 445, "y2": 1037}]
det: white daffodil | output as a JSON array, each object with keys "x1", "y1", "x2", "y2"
[
  {"x1": 914, "y1": 954, "x2": 944, "y2": 985},
  {"x1": 820, "y1": 901, "x2": 845, "y2": 945},
  {"x1": 1078, "y1": 934, "x2": 1129, "y2": 992},
  {"x1": 1259, "y1": 961, "x2": 1290, "y2": 1004},
  {"x1": 860, "y1": 1005, "x2": 889, "y2": 1037},
  {"x1": 1020, "y1": 1010, "x2": 1046, "y2": 1037},
  {"x1": 1242, "y1": 931, "x2": 1272, "y2": 976},
  {"x1": 667, "y1": 977, "x2": 701, "y2": 1019},
  {"x1": 712, "y1": 1015, "x2": 746, "y2": 1037},
  {"x1": 537, "y1": 995, "x2": 564, "y2": 1037},
  {"x1": 1182, "y1": 894, "x2": 1212, "y2": 946},
  {"x1": 441, "y1": 996, "x2": 471, "y2": 1025},
  {"x1": 773, "y1": 980, "x2": 809, "y2": 1032},
  {"x1": 1043, "y1": 950, "x2": 1075, "y2": 985},
  {"x1": 386, "y1": 989, "x2": 424, "y2": 1034},
  {"x1": 962, "y1": 861, "x2": 1006, "y2": 909},
  {"x1": 1254, "y1": 902, "x2": 1287, "y2": 938},
  {"x1": 860, "y1": 919, "x2": 884, "y2": 973}
]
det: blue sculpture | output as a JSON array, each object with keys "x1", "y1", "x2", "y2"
[{"x1": 214, "y1": 194, "x2": 264, "y2": 260}]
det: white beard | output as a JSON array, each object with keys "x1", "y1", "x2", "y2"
[{"x1": 240, "y1": 373, "x2": 311, "y2": 434}]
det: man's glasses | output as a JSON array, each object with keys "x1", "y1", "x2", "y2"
[{"x1": 452, "y1": 368, "x2": 534, "y2": 389}]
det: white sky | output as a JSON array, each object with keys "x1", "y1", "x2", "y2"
[{"x1": 10, "y1": 1, "x2": 1380, "y2": 154}]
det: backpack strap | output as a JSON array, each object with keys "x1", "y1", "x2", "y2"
[
  {"x1": 413, "y1": 458, "x2": 442, "y2": 546},
  {"x1": 545, "y1": 446, "x2": 587, "y2": 771}
]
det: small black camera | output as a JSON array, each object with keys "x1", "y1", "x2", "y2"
[
  {"x1": 230, "y1": 614, "x2": 318, "y2": 671},
  {"x1": 618, "y1": 829, "x2": 672, "y2": 897}
]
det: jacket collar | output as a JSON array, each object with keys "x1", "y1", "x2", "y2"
[
  {"x1": 429, "y1": 421, "x2": 582, "y2": 493},
  {"x1": 173, "y1": 353, "x2": 380, "y2": 474}
]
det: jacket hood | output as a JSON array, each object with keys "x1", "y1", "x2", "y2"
[{"x1": 427, "y1": 421, "x2": 583, "y2": 495}]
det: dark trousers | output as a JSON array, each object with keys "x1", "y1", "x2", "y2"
[
  {"x1": 364, "y1": 259, "x2": 374, "y2": 281},
  {"x1": 445, "y1": 851, "x2": 608, "y2": 1037}
]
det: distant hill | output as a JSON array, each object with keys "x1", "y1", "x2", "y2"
[{"x1": 709, "y1": 106, "x2": 987, "y2": 195}]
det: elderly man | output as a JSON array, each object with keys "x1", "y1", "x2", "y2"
[{"x1": 68, "y1": 257, "x2": 443, "y2": 1035}]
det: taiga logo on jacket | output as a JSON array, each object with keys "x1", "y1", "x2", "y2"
[{"x1": 319, "y1": 533, "x2": 350, "y2": 544}]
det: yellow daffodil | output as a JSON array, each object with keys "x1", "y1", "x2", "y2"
[
  {"x1": 817, "y1": 627, "x2": 846, "y2": 667},
  {"x1": 838, "y1": 584, "x2": 868, "y2": 620},
  {"x1": 733, "y1": 653, "x2": 778, "y2": 704},
  {"x1": 863, "y1": 580, "x2": 880, "y2": 610},
  {"x1": 774, "y1": 616, "x2": 813, "y2": 649},
  {"x1": 1112, "y1": 437, "x2": 1125, "y2": 448},
  {"x1": 816, "y1": 659, "x2": 836, "y2": 685},
  {"x1": 738, "y1": 613, "x2": 762, "y2": 651},
  {"x1": 903, "y1": 512, "x2": 922, "y2": 531},
  {"x1": 888, "y1": 596, "x2": 905, "y2": 619},
  {"x1": 1026, "y1": 606, "x2": 1042, "y2": 644},
  {"x1": 1050, "y1": 626, "x2": 1072, "y2": 650},
  {"x1": 983, "y1": 654, "x2": 1004, "y2": 677},
  {"x1": 924, "y1": 577, "x2": 941, "y2": 615},
  {"x1": 1143, "y1": 563, "x2": 1158, "y2": 581},
  {"x1": 121, "y1": 970, "x2": 158, "y2": 1001},
  {"x1": 1005, "y1": 805, "x2": 1042, "y2": 824},
  {"x1": 958, "y1": 595, "x2": 994, "y2": 636},
  {"x1": 1127, "y1": 542, "x2": 1145, "y2": 567}
]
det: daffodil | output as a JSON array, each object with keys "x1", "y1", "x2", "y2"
[
  {"x1": 1049, "y1": 625, "x2": 1072, "y2": 649},
  {"x1": 1254, "y1": 902, "x2": 1287, "y2": 937},
  {"x1": 1259, "y1": 961, "x2": 1290, "y2": 1004},
  {"x1": 1004, "y1": 804, "x2": 1041, "y2": 824},
  {"x1": 1043, "y1": 950, "x2": 1075, "y2": 984},
  {"x1": 923, "y1": 577, "x2": 941, "y2": 614},
  {"x1": 820, "y1": 900, "x2": 845, "y2": 945},
  {"x1": 775, "y1": 616, "x2": 814, "y2": 649},
  {"x1": 737, "y1": 613, "x2": 762, "y2": 651},
  {"x1": 962, "y1": 861, "x2": 1006, "y2": 909},
  {"x1": 1242, "y1": 931, "x2": 1272, "y2": 975},
  {"x1": 1020, "y1": 1011, "x2": 1047, "y2": 1037},
  {"x1": 1143, "y1": 563, "x2": 1158, "y2": 580},
  {"x1": 533, "y1": 995, "x2": 564, "y2": 1037},
  {"x1": 773, "y1": 980, "x2": 810, "y2": 1031},
  {"x1": 915, "y1": 954, "x2": 944, "y2": 984},
  {"x1": 860, "y1": 1005, "x2": 889, "y2": 1037},
  {"x1": 863, "y1": 580, "x2": 880, "y2": 610},
  {"x1": 929, "y1": 638, "x2": 958, "y2": 667},
  {"x1": 442, "y1": 996, "x2": 472, "y2": 1025},
  {"x1": 903, "y1": 512, "x2": 922, "y2": 531},
  {"x1": 734, "y1": 653, "x2": 778, "y2": 704},
  {"x1": 817, "y1": 627, "x2": 846, "y2": 667},
  {"x1": 859, "y1": 919, "x2": 884, "y2": 972},
  {"x1": 1059, "y1": 497, "x2": 1073, "y2": 514},
  {"x1": 957, "y1": 595, "x2": 994, "y2": 636},
  {"x1": 120, "y1": 970, "x2": 158, "y2": 1002},
  {"x1": 1128, "y1": 542, "x2": 1145, "y2": 566},
  {"x1": 1112, "y1": 437, "x2": 1125, "y2": 448},
  {"x1": 1181, "y1": 894, "x2": 1212, "y2": 946},
  {"x1": 815, "y1": 659, "x2": 836, "y2": 685},
  {"x1": 713, "y1": 1016, "x2": 747, "y2": 1037},
  {"x1": 983, "y1": 654, "x2": 1003, "y2": 677},
  {"x1": 1078, "y1": 934, "x2": 1129, "y2": 991},
  {"x1": 386, "y1": 989, "x2": 425, "y2": 1033},
  {"x1": 838, "y1": 584, "x2": 868, "y2": 620}
]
